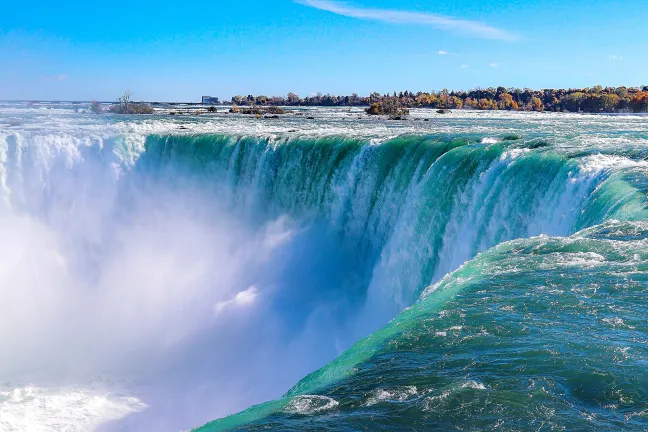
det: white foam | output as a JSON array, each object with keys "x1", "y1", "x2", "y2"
[
  {"x1": 365, "y1": 386, "x2": 418, "y2": 406},
  {"x1": 461, "y1": 380, "x2": 487, "y2": 390},
  {"x1": 0, "y1": 385, "x2": 145, "y2": 432},
  {"x1": 580, "y1": 154, "x2": 648, "y2": 174},
  {"x1": 284, "y1": 395, "x2": 339, "y2": 415},
  {"x1": 541, "y1": 252, "x2": 606, "y2": 269}
]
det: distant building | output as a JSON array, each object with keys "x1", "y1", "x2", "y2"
[{"x1": 202, "y1": 96, "x2": 219, "y2": 105}]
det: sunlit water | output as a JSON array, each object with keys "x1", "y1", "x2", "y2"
[{"x1": 1, "y1": 103, "x2": 647, "y2": 431}]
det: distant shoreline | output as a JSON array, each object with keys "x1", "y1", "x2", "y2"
[
  {"x1": 3, "y1": 85, "x2": 648, "y2": 114},
  {"x1": 4, "y1": 101, "x2": 648, "y2": 119}
]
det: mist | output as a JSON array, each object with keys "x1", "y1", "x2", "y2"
[{"x1": 0, "y1": 131, "x2": 368, "y2": 431}]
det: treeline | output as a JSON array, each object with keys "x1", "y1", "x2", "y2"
[{"x1": 229, "y1": 86, "x2": 648, "y2": 113}]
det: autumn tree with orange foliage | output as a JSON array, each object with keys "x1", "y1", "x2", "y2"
[{"x1": 630, "y1": 92, "x2": 648, "y2": 113}]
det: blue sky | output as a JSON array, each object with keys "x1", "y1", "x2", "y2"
[{"x1": 1, "y1": 0, "x2": 646, "y2": 101}]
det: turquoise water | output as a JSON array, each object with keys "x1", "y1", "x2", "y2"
[
  {"x1": 164, "y1": 123, "x2": 647, "y2": 431},
  {"x1": 201, "y1": 224, "x2": 648, "y2": 431},
  {"x1": 1, "y1": 106, "x2": 647, "y2": 431},
  {"x1": 135, "y1": 132, "x2": 648, "y2": 431}
]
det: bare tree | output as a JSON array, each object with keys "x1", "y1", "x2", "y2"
[
  {"x1": 287, "y1": 92, "x2": 300, "y2": 105},
  {"x1": 118, "y1": 90, "x2": 133, "y2": 113},
  {"x1": 90, "y1": 100, "x2": 103, "y2": 114}
]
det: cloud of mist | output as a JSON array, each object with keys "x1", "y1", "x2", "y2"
[{"x1": 0, "y1": 132, "x2": 367, "y2": 431}]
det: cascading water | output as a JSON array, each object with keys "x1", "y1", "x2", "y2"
[
  {"x1": 0, "y1": 104, "x2": 647, "y2": 431},
  {"x1": 140, "y1": 133, "x2": 614, "y2": 331}
]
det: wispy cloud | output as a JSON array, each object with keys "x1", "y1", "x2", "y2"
[
  {"x1": 437, "y1": 50, "x2": 449, "y2": 55},
  {"x1": 44, "y1": 74, "x2": 67, "y2": 82},
  {"x1": 490, "y1": 62, "x2": 499, "y2": 68},
  {"x1": 296, "y1": 0, "x2": 516, "y2": 41},
  {"x1": 609, "y1": 55, "x2": 623, "y2": 61},
  {"x1": 460, "y1": 64, "x2": 468, "y2": 68}
]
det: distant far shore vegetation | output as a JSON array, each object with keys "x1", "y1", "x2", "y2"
[
  {"x1": 95, "y1": 86, "x2": 648, "y2": 116},
  {"x1": 227, "y1": 86, "x2": 648, "y2": 114}
]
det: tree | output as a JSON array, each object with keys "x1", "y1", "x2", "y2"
[
  {"x1": 581, "y1": 94, "x2": 604, "y2": 112},
  {"x1": 255, "y1": 95, "x2": 268, "y2": 105},
  {"x1": 615, "y1": 87, "x2": 628, "y2": 98},
  {"x1": 630, "y1": 92, "x2": 648, "y2": 112},
  {"x1": 366, "y1": 102, "x2": 381, "y2": 115},
  {"x1": 107, "y1": 90, "x2": 154, "y2": 114},
  {"x1": 90, "y1": 100, "x2": 103, "y2": 114},
  {"x1": 498, "y1": 92, "x2": 518, "y2": 110},
  {"x1": 560, "y1": 92, "x2": 584, "y2": 112},
  {"x1": 601, "y1": 93, "x2": 620, "y2": 112},
  {"x1": 365, "y1": 96, "x2": 409, "y2": 118},
  {"x1": 530, "y1": 96, "x2": 543, "y2": 111},
  {"x1": 287, "y1": 92, "x2": 300, "y2": 104},
  {"x1": 119, "y1": 90, "x2": 133, "y2": 113}
]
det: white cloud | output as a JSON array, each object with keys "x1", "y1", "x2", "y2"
[
  {"x1": 609, "y1": 55, "x2": 623, "y2": 61},
  {"x1": 437, "y1": 50, "x2": 449, "y2": 55},
  {"x1": 490, "y1": 62, "x2": 499, "y2": 68},
  {"x1": 296, "y1": 0, "x2": 516, "y2": 40},
  {"x1": 460, "y1": 64, "x2": 468, "y2": 68}
]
